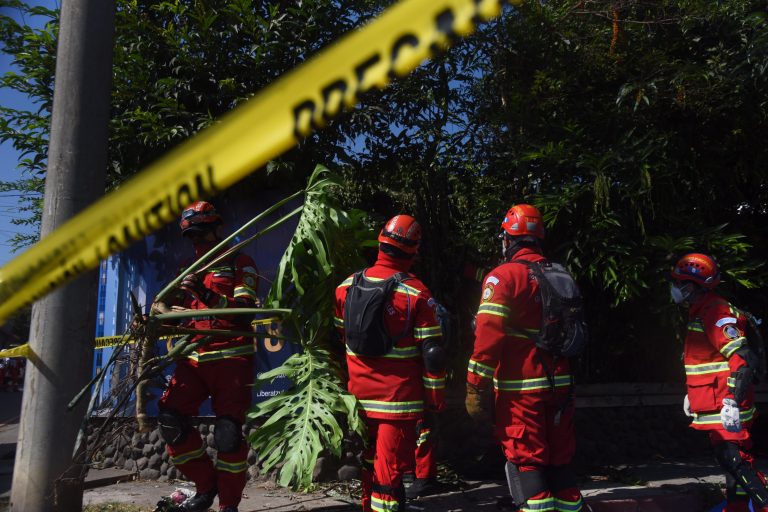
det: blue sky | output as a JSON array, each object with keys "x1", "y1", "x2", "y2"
[{"x1": 0, "y1": 0, "x2": 58, "y2": 266}]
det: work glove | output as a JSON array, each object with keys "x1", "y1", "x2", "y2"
[
  {"x1": 683, "y1": 394, "x2": 692, "y2": 418},
  {"x1": 180, "y1": 274, "x2": 213, "y2": 305},
  {"x1": 720, "y1": 398, "x2": 742, "y2": 433},
  {"x1": 465, "y1": 382, "x2": 492, "y2": 424}
]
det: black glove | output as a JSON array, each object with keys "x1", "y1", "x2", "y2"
[{"x1": 180, "y1": 274, "x2": 213, "y2": 305}]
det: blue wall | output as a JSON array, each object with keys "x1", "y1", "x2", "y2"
[{"x1": 92, "y1": 193, "x2": 302, "y2": 417}]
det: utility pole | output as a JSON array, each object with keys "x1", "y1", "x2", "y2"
[{"x1": 10, "y1": 0, "x2": 115, "y2": 510}]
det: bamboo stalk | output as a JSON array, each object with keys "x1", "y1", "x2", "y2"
[
  {"x1": 154, "y1": 307, "x2": 291, "y2": 322},
  {"x1": 154, "y1": 189, "x2": 305, "y2": 304},
  {"x1": 134, "y1": 335, "x2": 155, "y2": 433},
  {"x1": 158, "y1": 325, "x2": 291, "y2": 340}
]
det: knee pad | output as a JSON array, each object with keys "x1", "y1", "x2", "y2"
[
  {"x1": 505, "y1": 462, "x2": 547, "y2": 507},
  {"x1": 547, "y1": 464, "x2": 577, "y2": 493},
  {"x1": 157, "y1": 408, "x2": 189, "y2": 447},
  {"x1": 715, "y1": 442, "x2": 743, "y2": 474},
  {"x1": 422, "y1": 341, "x2": 446, "y2": 373},
  {"x1": 214, "y1": 416, "x2": 243, "y2": 453}
]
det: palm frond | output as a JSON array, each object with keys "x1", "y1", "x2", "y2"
[{"x1": 248, "y1": 164, "x2": 373, "y2": 489}]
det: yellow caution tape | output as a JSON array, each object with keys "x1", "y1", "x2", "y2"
[
  {"x1": 0, "y1": 0, "x2": 520, "y2": 322},
  {"x1": 10, "y1": 316, "x2": 282, "y2": 353},
  {"x1": 0, "y1": 344, "x2": 31, "y2": 358}
]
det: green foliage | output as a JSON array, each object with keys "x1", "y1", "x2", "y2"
[
  {"x1": 0, "y1": 0, "x2": 55, "y2": 248},
  {"x1": 248, "y1": 165, "x2": 373, "y2": 489},
  {"x1": 2, "y1": 0, "x2": 767, "y2": 386}
]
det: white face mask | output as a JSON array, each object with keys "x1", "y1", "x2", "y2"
[{"x1": 670, "y1": 283, "x2": 689, "y2": 304}]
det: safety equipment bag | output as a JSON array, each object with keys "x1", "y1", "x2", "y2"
[
  {"x1": 343, "y1": 270, "x2": 410, "y2": 356},
  {"x1": 737, "y1": 307, "x2": 768, "y2": 382},
  {"x1": 512, "y1": 260, "x2": 587, "y2": 358}
]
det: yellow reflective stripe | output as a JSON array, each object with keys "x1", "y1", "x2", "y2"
[
  {"x1": 234, "y1": 284, "x2": 257, "y2": 299},
  {"x1": 423, "y1": 376, "x2": 445, "y2": 389},
  {"x1": 414, "y1": 325, "x2": 441, "y2": 340},
  {"x1": 494, "y1": 375, "x2": 572, "y2": 392},
  {"x1": 371, "y1": 495, "x2": 400, "y2": 512},
  {"x1": 692, "y1": 406, "x2": 756, "y2": 425},
  {"x1": 468, "y1": 358, "x2": 495, "y2": 379},
  {"x1": 394, "y1": 282, "x2": 421, "y2": 297},
  {"x1": 362, "y1": 275, "x2": 420, "y2": 297},
  {"x1": 521, "y1": 496, "x2": 556, "y2": 511},
  {"x1": 721, "y1": 337, "x2": 746, "y2": 358},
  {"x1": 684, "y1": 362, "x2": 730, "y2": 375},
  {"x1": 215, "y1": 459, "x2": 248, "y2": 474},
  {"x1": 416, "y1": 429, "x2": 431, "y2": 447},
  {"x1": 477, "y1": 303, "x2": 510, "y2": 318},
  {"x1": 170, "y1": 445, "x2": 206, "y2": 465},
  {"x1": 688, "y1": 321, "x2": 704, "y2": 332},
  {"x1": 188, "y1": 344, "x2": 254, "y2": 363},
  {"x1": 554, "y1": 496, "x2": 583, "y2": 512},
  {"x1": 338, "y1": 277, "x2": 353, "y2": 288},
  {"x1": 505, "y1": 326, "x2": 538, "y2": 338},
  {"x1": 727, "y1": 376, "x2": 736, "y2": 390},
  {"x1": 346, "y1": 345, "x2": 419, "y2": 359},
  {"x1": 359, "y1": 399, "x2": 423, "y2": 414},
  {"x1": 334, "y1": 316, "x2": 344, "y2": 328}
]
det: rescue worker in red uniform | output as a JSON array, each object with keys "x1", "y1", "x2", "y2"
[
  {"x1": 407, "y1": 301, "x2": 450, "y2": 499},
  {"x1": 466, "y1": 204, "x2": 585, "y2": 512},
  {"x1": 335, "y1": 214, "x2": 447, "y2": 512},
  {"x1": 152, "y1": 201, "x2": 259, "y2": 512},
  {"x1": 670, "y1": 253, "x2": 768, "y2": 512}
]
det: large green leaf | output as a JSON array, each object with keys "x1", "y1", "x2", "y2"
[{"x1": 248, "y1": 164, "x2": 372, "y2": 490}]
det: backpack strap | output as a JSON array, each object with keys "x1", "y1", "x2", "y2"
[{"x1": 388, "y1": 272, "x2": 412, "y2": 344}]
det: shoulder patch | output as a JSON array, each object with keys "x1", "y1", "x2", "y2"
[
  {"x1": 723, "y1": 324, "x2": 743, "y2": 340},
  {"x1": 482, "y1": 284, "x2": 495, "y2": 302},
  {"x1": 485, "y1": 275, "x2": 499, "y2": 286}
]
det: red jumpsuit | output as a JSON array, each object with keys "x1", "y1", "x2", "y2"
[
  {"x1": 684, "y1": 292, "x2": 763, "y2": 511},
  {"x1": 413, "y1": 417, "x2": 437, "y2": 480},
  {"x1": 467, "y1": 248, "x2": 583, "y2": 512},
  {"x1": 335, "y1": 251, "x2": 446, "y2": 512},
  {"x1": 158, "y1": 252, "x2": 259, "y2": 509}
]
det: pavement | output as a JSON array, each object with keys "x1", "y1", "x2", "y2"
[{"x1": 0, "y1": 389, "x2": 762, "y2": 511}]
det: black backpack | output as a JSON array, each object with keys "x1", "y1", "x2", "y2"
[
  {"x1": 512, "y1": 260, "x2": 588, "y2": 358},
  {"x1": 343, "y1": 270, "x2": 410, "y2": 356},
  {"x1": 734, "y1": 307, "x2": 768, "y2": 383}
]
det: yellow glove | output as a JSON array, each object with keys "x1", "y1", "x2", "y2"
[{"x1": 465, "y1": 382, "x2": 492, "y2": 423}]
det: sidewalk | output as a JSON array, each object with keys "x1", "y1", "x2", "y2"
[
  {"x1": 79, "y1": 456, "x2": 761, "y2": 512},
  {"x1": 0, "y1": 383, "x2": 762, "y2": 512}
]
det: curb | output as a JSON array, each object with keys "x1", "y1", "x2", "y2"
[
  {"x1": 84, "y1": 469, "x2": 136, "y2": 490},
  {"x1": 587, "y1": 494, "x2": 703, "y2": 512}
]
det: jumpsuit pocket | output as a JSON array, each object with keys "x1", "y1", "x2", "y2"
[
  {"x1": 688, "y1": 377, "x2": 718, "y2": 412},
  {"x1": 505, "y1": 423, "x2": 526, "y2": 440}
]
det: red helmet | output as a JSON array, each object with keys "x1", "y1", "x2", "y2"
[
  {"x1": 378, "y1": 214, "x2": 421, "y2": 255},
  {"x1": 500, "y1": 204, "x2": 545, "y2": 239},
  {"x1": 180, "y1": 201, "x2": 222, "y2": 236},
  {"x1": 670, "y1": 253, "x2": 721, "y2": 289}
]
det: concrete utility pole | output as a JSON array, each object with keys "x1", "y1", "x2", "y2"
[{"x1": 10, "y1": 0, "x2": 115, "y2": 510}]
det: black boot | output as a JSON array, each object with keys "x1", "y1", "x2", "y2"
[
  {"x1": 179, "y1": 487, "x2": 218, "y2": 511},
  {"x1": 405, "y1": 477, "x2": 447, "y2": 499},
  {"x1": 219, "y1": 507, "x2": 238, "y2": 512}
]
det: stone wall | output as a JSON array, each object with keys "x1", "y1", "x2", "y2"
[{"x1": 89, "y1": 383, "x2": 768, "y2": 482}]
